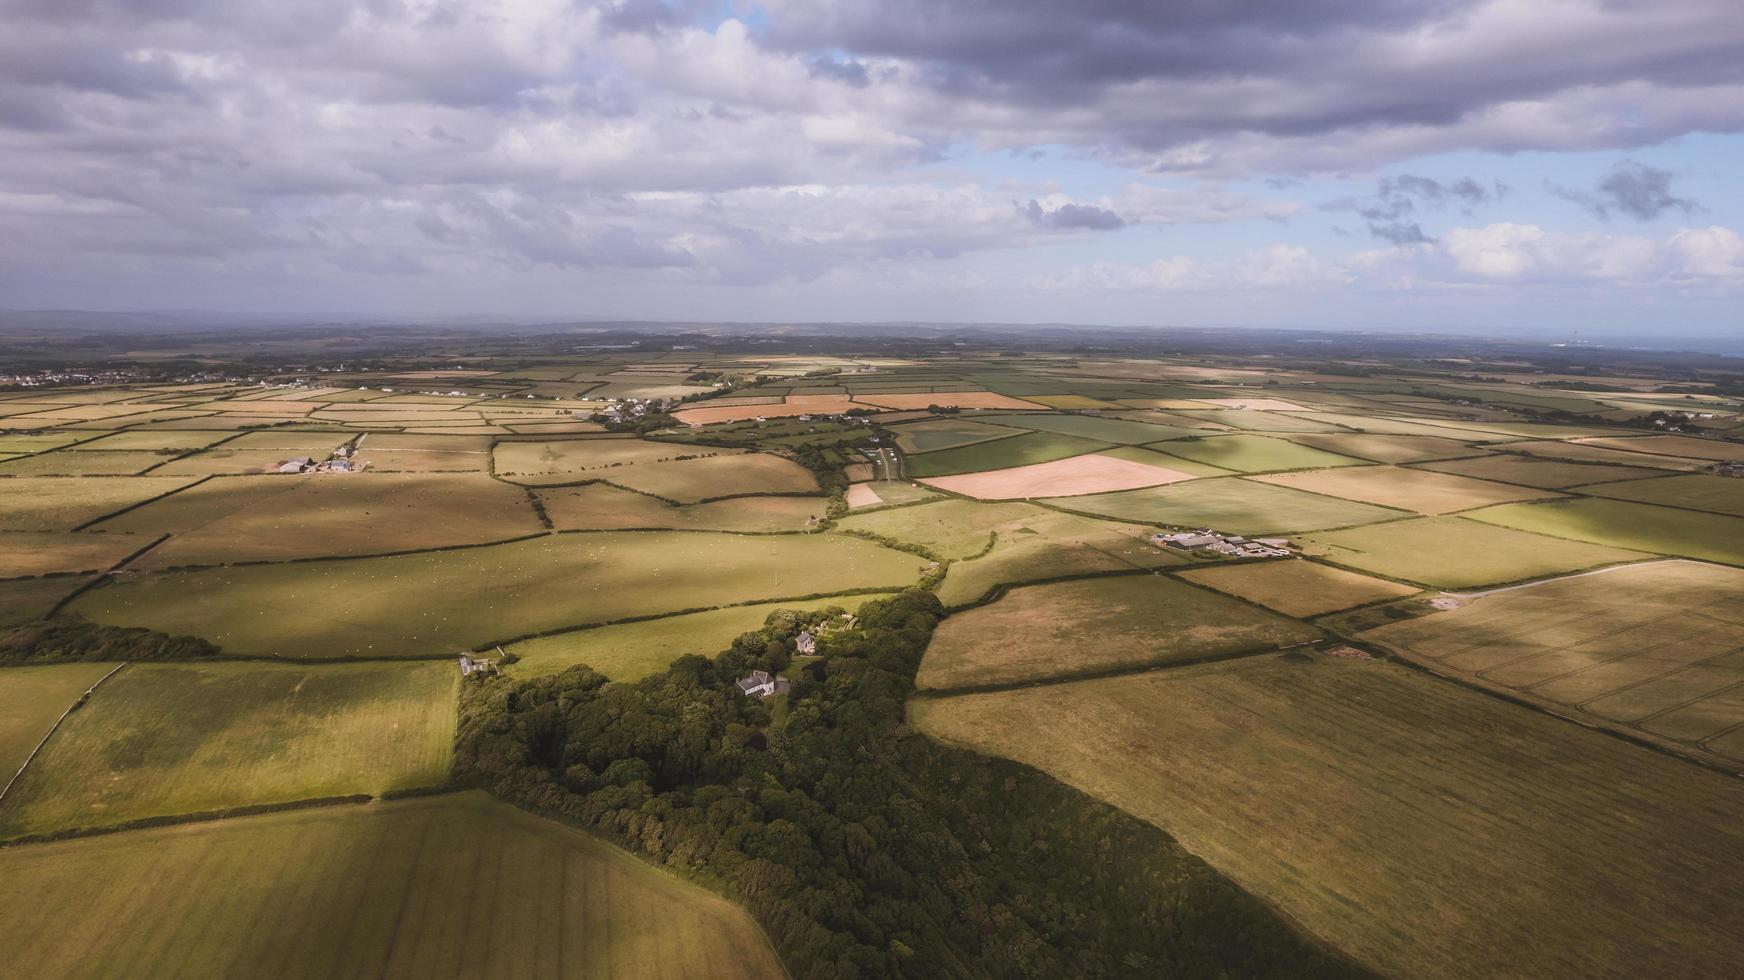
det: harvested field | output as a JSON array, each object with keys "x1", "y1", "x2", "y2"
[
  {"x1": 1094, "y1": 445, "x2": 1233, "y2": 476},
  {"x1": 904, "y1": 431, "x2": 1108, "y2": 478},
  {"x1": 919, "y1": 453, "x2": 1196, "y2": 500},
  {"x1": 1195, "y1": 397, "x2": 1309, "y2": 411},
  {"x1": 852, "y1": 391, "x2": 1042, "y2": 411},
  {"x1": 1251, "y1": 465, "x2": 1560, "y2": 515},
  {"x1": 600, "y1": 453, "x2": 818, "y2": 503},
  {"x1": 493, "y1": 438, "x2": 737, "y2": 484},
  {"x1": 1300, "y1": 516, "x2": 1650, "y2": 588},
  {"x1": 917, "y1": 575, "x2": 1319, "y2": 690},
  {"x1": 0, "y1": 663, "x2": 117, "y2": 780},
  {"x1": 537, "y1": 483, "x2": 824, "y2": 532},
  {"x1": 888, "y1": 418, "x2": 1026, "y2": 454},
  {"x1": 911, "y1": 656, "x2": 1744, "y2": 980},
  {"x1": 0, "y1": 792, "x2": 786, "y2": 979},
  {"x1": 1148, "y1": 434, "x2": 1364, "y2": 473},
  {"x1": 99, "y1": 473, "x2": 545, "y2": 567},
  {"x1": 850, "y1": 480, "x2": 940, "y2": 509},
  {"x1": 0, "y1": 661, "x2": 457, "y2": 837},
  {"x1": 1365, "y1": 560, "x2": 1744, "y2": 766},
  {"x1": 71, "y1": 531, "x2": 925, "y2": 658},
  {"x1": 1574, "y1": 434, "x2": 1744, "y2": 462},
  {"x1": 504, "y1": 596, "x2": 866, "y2": 680},
  {"x1": 1583, "y1": 473, "x2": 1744, "y2": 517},
  {"x1": 1278, "y1": 432, "x2": 1483, "y2": 464},
  {"x1": 0, "y1": 476, "x2": 197, "y2": 531},
  {"x1": 974, "y1": 413, "x2": 1197, "y2": 444},
  {"x1": 1050, "y1": 477, "x2": 1403, "y2": 535},
  {"x1": 1176, "y1": 560, "x2": 1418, "y2": 617},
  {"x1": 1413, "y1": 453, "x2": 1665, "y2": 488},
  {"x1": 845, "y1": 483, "x2": 882, "y2": 508},
  {"x1": 1467, "y1": 497, "x2": 1744, "y2": 566},
  {"x1": 0, "y1": 531, "x2": 151, "y2": 579}
]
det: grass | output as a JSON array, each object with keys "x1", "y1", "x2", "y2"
[
  {"x1": 1176, "y1": 560, "x2": 1419, "y2": 617},
  {"x1": 0, "y1": 531, "x2": 152, "y2": 579},
  {"x1": 77, "y1": 430, "x2": 234, "y2": 451},
  {"x1": 904, "y1": 431, "x2": 1109, "y2": 478},
  {"x1": 910, "y1": 656, "x2": 1744, "y2": 980},
  {"x1": 1279, "y1": 432, "x2": 1486, "y2": 463},
  {"x1": 504, "y1": 596, "x2": 869, "y2": 680},
  {"x1": 1498, "y1": 439, "x2": 1711, "y2": 472},
  {"x1": 1252, "y1": 465, "x2": 1560, "y2": 515},
  {"x1": 0, "y1": 663, "x2": 116, "y2": 780},
  {"x1": 1467, "y1": 497, "x2": 1744, "y2": 566},
  {"x1": 1414, "y1": 453, "x2": 1668, "y2": 488},
  {"x1": 0, "y1": 577, "x2": 93, "y2": 626},
  {"x1": 100, "y1": 473, "x2": 546, "y2": 567},
  {"x1": 0, "y1": 661, "x2": 458, "y2": 837},
  {"x1": 0, "y1": 792, "x2": 784, "y2": 979},
  {"x1": 538, "y1": 483, "x2": 824, "y2": 532},
  {"x1": 934, "y1": 517, "x2": 1183, "y2": 608},
  {"x1": 71, "y1": 531, "x2": 926, "y2": 658},
  {"x1": 835, "y1": 498, "x2": 1058, "y2": 559},
  {"x1": 1363, "y1": 560, "x2": 1744, "y2": 766},
  {"x1": 1144, "y1": 434, "x2": 1365, "y2": 473},
  {"x1": 888, "y1": 418, "x2": 1027, "y2": 453},
  {"x1": 0, "y1": 451, "x2": 170, "y2": 476},
  {"x1": 599, "y1": 453, "x2": 819, "y2": 503},
  {"x1": 973, "y1": 412, "x2": 1199, "y2": 444},
  {"x1": 1574, "y1": 435, "x2": 1744, "y2": 462},
  {"x1": 1300, "y1": 516, "x2": 1651, "y2": 588},
  {"x1": 493, "y1": 438, "x2": 738, "y2": 485},
  {"x1": 0, "y1": 476, "x2": 197, "y2": 531},
  {"x1": 844, "y1": 480, "x2": 941, "y2": 509},
  {"x1": 1583, "y1": 473, "x2": 1744, "y2": 517},
  {"x1": 916, "y1": 575, "x2": 1319, "y2": 690},
  {"x1": 1049, "y1": 476, "x2": 1404, "y2": 534}
]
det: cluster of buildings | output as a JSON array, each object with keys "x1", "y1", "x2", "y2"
[
  {"x1": 1155, "y1": 529, "x2": 1292, "y2": 559},
  {"x1": 594, "y1": 397, "x2": 677, "y2": 424},
  {"x1": 458, "y1": 653, "x2": 499, "y2": 677},
  {"x1": 1715, "y1": 461, "x2": 1744, "y2": 478},
  {"x1": 275, "y1": 445, "x2": 364, "y2": 474},
  {"x1": 734, "y1": 613, "x2": 857, "y2": 699}
]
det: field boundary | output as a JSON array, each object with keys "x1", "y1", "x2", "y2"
[
  {"x1": 912, "y1": 641, "x2": 1314, "y2": 700},
  {"x1": 0, "y1": 791, "x2": 385, "y2": 848},
  {"x1": 45, "y1": 533, "x2": 170, "y2": 618},
  {"x1": 0, "y1": 662, "x2": 127, "y2": 808}
]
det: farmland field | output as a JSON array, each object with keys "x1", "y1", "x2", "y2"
[
  {"x1": 0, "y1": 576, "x2": 94, "y2": 626},
  {"x1": 0, "y1": 531, "x2": 150, "y2": 579},
  {"x1": 0, "y1": 476, "x2": 197, "y2": 531},
  {"x1": 904, "y1": 430, "x2": 1108, "y2": 477},
  {"x1": 888, "y1": 417, "x2": 1025, "y2": 453},
  {"x1": 911, "y1": 656, "x2": 1744, "y2": 979},
  {"x1": 1300, "y1": 516, "x2": 1650, "y2": 588},
  {"x1": 1574, "y1": 434, "x2": 1744, "y2": 462},
  {"x1": 1252, "y1": 465, "x2": 1559, "y2": 514},
  {"x1": 0, "y1": 663, "x2": 116, "y2": 780},
  {"x1": 0, "y1": 660, "x2": 458, "y2": 837},
  {"x1": 597, "y1": 453, "x2": 818, "y2": 502},
  {"x1": 916, "y1": 575, "x2": 1319, "y2": 690},
  {"x1": 1499, "y1": 439, "x2": 1710, "y2": 471},
  {"x1": 1279, "y1": 432, "x2": 1486, "y2": 463},
  {"x1": 0, "y1": 792, "x2": 784, "y2": 979},
  {"x1": 1147, "y1": 434, "x2": 1363, "y2": 473},
  {"x1": 1467, "y1": 497, "x2": 1744, "y2": 566},
  {"x1": 1176, "y1": 559, "x2": 1418, "y2": 617},
  {"x1": 70, "y1": 531, "x2": 926, "y2": 657},
  {"x1": 1413, "y1": 452, "x2": 1666, "y2": 488},
  {"x1": 0, "y1": 450, "x2": 170, "y2": 476},
  {"x1": 1363, "y1": 560, "x2": 1744, "y2": 766},
  {"x1": 918, "y1": 452, "x2": 1196, "y2": 500},
  {"x1": 493, "y1": 438, "x2": 738, "y2": 484},
  {"x1": 537, "y1": 483, "x2": 824, "y2": 532},
  {"x1": 1582, "y1": 472, "x2": 1744, "y2": 516},
  {"x1": 973, "y1": 412, "x2": 1199, "y2": 444},
  {"x1": 1049, "y1": 476, "x2": 1404, "y2": 534},
  {"x1": 932, "y1": 517, "x2": 1180, "y2": 608}
]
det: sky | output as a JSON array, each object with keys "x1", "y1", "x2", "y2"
[{"x1": 2, "y1": 0, "x2": 1743, "y2": 337}]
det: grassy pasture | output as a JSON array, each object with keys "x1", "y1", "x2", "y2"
[
  {"x1": 0, "y1": 451, "x2": 170, "y2": 476},
  {"x1": 1282, "y1": 412, "x2": 1506, "y2": 440},
  {"x1": 1176, "y1": 560, "x2": 1418, "y2": 617},
  {"x1": 1275, "y1": 432, "x2": 1482, "y2": 463},
  {"x1": 100, "y1": 473, "x2": 545, "y2": 568},
  {"x1": 504, "y1": 596, "x2": 865, "y2": 680},
  {"x1": 1170, "y1": 410, "x2": 1337, "y2": 432},
  {"x1": 1251, "y1": 465, "x2": 1560, "y2": 515},
  {"x1": 1467, "y1": 497, "x2": 1744, "y2": 566},
  {"x1": 0, "y1": 531, "x2": 150, "y2": 579},
  {"x1": 0, "y1": 792, "x2": 784, "y2": 980},
  {"x1": 1049, "y1": 477, "x2": 1403, "y2": 535},
  {"x1": 75, "y1": 430, "x2": 233, "y2": 452},
  {"x1": 0, "y1": 663, "x2": 117, "y2": 780},
  {"x1": 836, "y1": 498, "x2": 1058, "y2": 559},
  {"x1": 1364, "y1": 560, "x2": 1744, "y2": 765},
  {"x1": 1574, "y1": 434, "x2": 1744, "y2": 462},
  {"x1": 1414, "y1": 452, "x2": 1667, "y2": 488},
  {"x1": 1499, "y1": 438, "x2": 1711, "y2": 472},
  {"x1": 904, "y1": 431, "x2": 1109, "y2": 478},
  {"x1": 888, "y1": 418, "x2": 1026, "y2": 453},
  {"x1": 0, "y1": 476, "x2": 196, "y2": 531},
  {"x1": 911, "y1": 656, "x2": 1744, "y2": 980},
  {"x1": 1146, "y1": 434, "x2": 1364, "y2": 473},
  {"x1": 1583, "y1": 473, "x2": 1744, "y2": 517},
  {"x1": 538, "y1": 483, "x2": 824, "y2": 532},
  {"x1": 934, "y1": 518, "x2": 1182, "y2": 608},
  {"x1": 600, "y1": 453, "x2": 818, "y2": 503},
  {"x1": 1300, "y1": 516, "x2": 1650, "y2": 588},
  {"x1": 0, "y1": 660, "x2": 457, "y2": 838},
  {"x1": 973, "y1": 412, "x2": 1199, "y2": 444},
  {"x1": 917, "y1": 575, "x2": 1319, "y2": 690},
  {"x1": 0, "y1": 576, "x2": 94, "y2": 626},
  {"x1": 493, "y1": 438, "x2": 737, "y2": 484},
  {"x1": 842, "y1": 480, "x2": 941, "y2": 510},
  {"x1": 71, "y1": 531, "x2": 925, "y2": 658}
]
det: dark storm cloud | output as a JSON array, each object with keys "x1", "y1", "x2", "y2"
[
  {"x1": 1553, "y1": 161, "x2": 1704, "y2": 221},
  {"x1": 1022, "y1": 199, "x2": 1125, "y2": 231},
  {"x1": 1325, "y1": 173, "x2": 1508, "y2": 245}
]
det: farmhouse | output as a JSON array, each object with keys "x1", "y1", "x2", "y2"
[
  {"x1": 795, "y1": 631, "x2": 817, "y2": 655},
  {"x1": 735, "y1": 670, "x2": 788, "y2": 698},
  {"x1": 458, "y1": 654, "x2": 497, "y2": 677}
]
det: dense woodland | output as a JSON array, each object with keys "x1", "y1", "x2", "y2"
[{"x1": 456, "y1": 590, "x2": 1367, "y2": 979}]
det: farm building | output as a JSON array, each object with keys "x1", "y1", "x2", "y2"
[
  {"x1": 735, "y1": 670, "x2": 787, "y2": 698},
  {"x1": 459, "y1": 654, "x2": 497, "y2": 677},
  {"x1": 795, "y1": 631, "x2": 817, "y2": 655},
  {"x1": 277, "y1": 456, "x2": 312, "y2": 473}
]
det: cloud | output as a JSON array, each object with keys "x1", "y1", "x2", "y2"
[
  {"x1": 1022, "y1": 198, "x2": 1125, "y2": 231},
  {"x1": 1326, "y1": 173, "x2": 1509, "y2": 245},
  {"x1": 1553, "y1": 160, "x2": 1705, "y2": 221}
]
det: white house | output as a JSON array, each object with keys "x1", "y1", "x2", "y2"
[{"x1": 735, "y1": 670, "x2": 779, "y2": 698}]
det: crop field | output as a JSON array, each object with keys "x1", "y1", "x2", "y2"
[
  {"x1": 1146, "y1": 434, "x2": 1364, "y2": 473},
  {"x1": 1050, "y1": 476, "x2": 1404, "y2": 534},
  {"x1": 903, "y1": 430, "x2": 1108, "y2": 478},
  {"x1": 916, "y1": 575, "x2": 1319, "y2": 690},
  {"x1": 0, "y1": 793, "x2": 784, "y2": 980},
  {"x1": 1274, "y1": 432, "x2": 1484, "y2": 463},
  {"x1": 888, "y1": 418, "x2": 1026, "y2": 453},
  {"x1": 0, "y1": 476, "x2": 196, "y2": 531},
  {"x1": 918, "y1": 452, "x2": 1197, "y2": 500},
  {"x1": 597, "y1": 453, "x2": 818, "y2": 503},
  {"x1": 0, "y1": 530, "x2": 150, "y2": 579},
  {"x1": 0, "y1": 661, "x2": 457, "y2": 838},
  {"x1": 1467, "y1": 498, "x2": 1744, "y2": 566},
  {"x1": 493, "y1": 438, "x2": 738, "y2": 484},
  {"x1": 1251, "y1": 465, "x2": 1560, "y2": 514},
  {"x1": 1176, "y1": 559, "x2": 1418, "y2": 617},
  {"x1": 973, "y1": 412, "x2": 1199, "y2": 444},
  {"x1": 503, "y1": 596, "x2": 868, "y2": 680},
  {"x1": 1300, "y1": 515, "x2": 1650, "y2": 588},
  {"x1": 70, "y1": 531, "x2": 926, "y2": 658},
  {"x1": 1363, "y1": 560, "x2": 1744, "y2": 766},
  {"x1": 101, "y1": 473, "x2": 545, "y2": 567},
  {"x1": 1413, "y1": 452, "x2": 1666, "y2": 488},
  {"x1": 537, "y1": 483, "x2": 824, "y2": 532},
  {"x1": 0, "y1": 663, "x2": 117, "y2": 779},
  {"x1": 1574, "y1": 434, "x2": 1744, "y2": 462},
  {"x1": 1583, "y1": 472, "x2": 1744, "y2": 516},
  {"x1": 911, "y1": 656, "x2": 1744, "y2": 979}
]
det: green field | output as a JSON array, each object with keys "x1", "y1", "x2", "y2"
[
  {"x1": 1574, "y1": 434, "x2": 1744, "y2": 462},
  {"x1": 916, "y1": 575, "x2": 1319, "y2": 689},
  {"x1": 1499, "y1": 439, "x2": 1710, "y2": 471},
  {"x1": 1252, "y1": 465, "x2": 1557, "y2": 515},
  {"x1": 1177, "y1": 560, "x2": 1418, "y2": 617},
  {"x1": 1145, "y1": 434, "x2": 1365, "y2": 473},
  {"x1": 0, "y1": 531, "x2": 150, "y2": 579},
  {"x1": 904, "y1": 430, "x2": 1109, "y2": 477},
  {"x1": 888, "y1": 418, "x2": 1026, "y2": 453},
  {"x1": 1583, "y1": 473, "x2": 1744, "y2": 517},
  {"x1": 933, "y1": 519, "x2": 1181, "y2": 608},
  {"x1": 71, "y1": 531, "x2": 926, "y2": 658},
  {"x1": 504, "y1": 596, "x2": 867, "y2": 679},
  {"x1": 0, "y1": 661, "x2": 458, "y2": 837},
  {"x1": 0, "y1": 477, "x2": 196, "y2": 531},
  {"x1": 1280, "y1": 432, "x2": 1485, "y2": 463},
  {"x1": 1170, "y1": 410, "x2": 1338, "y2": 433},
  {"x1": 599, "y1": 453, "x2": 819, "y2": 503},
  {"x1": 973, "y1": 412, "x2": 1199, "y2": 444},
  {"x1": 836, "y1": 498, "x2": 1053, "y2": 559},
  {"x1": 1049, "y1": 476, "x2": 1403, "y2": 534},
  {"x1": 494, "y1": 438, "x2": 738, "y2": 484},
  {"x1": 1300, "y1": 516, "x2": 1651, "y2": 588},
  {"x1": 0, "y1": 576, "x2": 92, "y2": 626},
  {"x1": 0, "y1": 793, "x2": 784, "y2": 979},
  {"x1": 1467, "y1": 497, "x2": 1744, "y2": 566},
  {"x1": 1414, "y1": 452, "x2": 1667, "y2": 488},
  {"x1": 0, "y1": 663, "x2": 116, "y2": 780},
  {"x1": 538, "y1": 483, "x2": 824, "y2": 532},
  {"x1": 0, "y1": 451, "x2": 170, "y2": 476},
  {"x1": 912, "y1": 656, "x2": 1744, "y2": 979}
]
